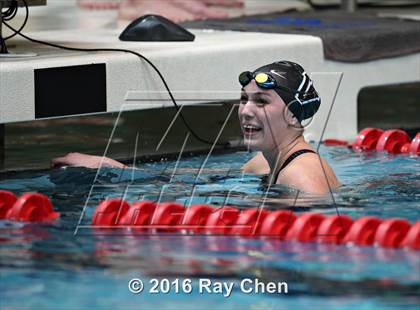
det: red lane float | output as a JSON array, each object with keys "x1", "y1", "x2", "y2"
[
  {"x1": 376, "y1": 129, "x2": 410, "y2": 154},
  {"x1": 0, "y1": 190, "x2": 17, "y2": 218},
  {"x1": 374, "y1": 219, "x2": 411, "y2": 248},
  {"x1": 317, "y1": 215, "x2": 353, "y2": 244},
  {"x1": 352, "y1": 128, "x2": 384, "y2": 151},
  {"x1": 118, "y1": 200, "x2": 156, "y2": 227},
  {"x1": 92, "y1": 198, "x2": 130, "y2": 226},
  {"x1": 286, "y1": 213, "x2": 325, "y2": 242},
  {"x1": 324, "y1": 128, "x2": 419, "y2": 156},
  {"x1": 0, "y1": 191, "x2": 59, "y2": 222},
  {"x1": 409, "y1": 133, "x2": 420, "y2": 155},
  {"x1": 259, "y1": 210, "x2": 296, "y2": 238},
  {"x1": 230, "y1": 208, "x2": 269, "y2": 236},
  {"x1": 401, "y1": 221, "x2": 420, "y2": 250},
  {"x1": 181, "y1": 204, "x2": 213, "y2": 233},
  {"x1": 150, "y1": 202, "x2": 185, "y2": 231},
  {"x1": 92, "y1": 200, "x2": 419, "y2": 250},
  {"x1": 323, "y1": 139, "x2": 350, "y2": 147},
  {"x1": 343, "y1": 216, "x2": 382, "y2": 246},
  {"x1": 205, "y1": 207, "x2": 240, "y2": 234}
]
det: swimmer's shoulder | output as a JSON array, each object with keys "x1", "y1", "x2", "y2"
[
  {"x1": 241, "y1": 152, "x2": 270, "y2": 175},
  {"x1": 276, "y1": 153, "x2": 341, "y2": 194}
]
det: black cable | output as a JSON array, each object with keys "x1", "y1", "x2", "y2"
[
  {"x1": 0, "y1": 37, "x2": 7, "y2": 53},
  {"x1": 2, "y1": 0, "x2": 28, "y2": 40},
  {"x1": 1, "y1": 0, "x2": 18, "y2": 20},
  {"x1": 1, "y1": 0, "x2": 229, "y2": 147}
]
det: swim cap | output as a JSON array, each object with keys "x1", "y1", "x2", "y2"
[{"x1": 252, "y1": 61, "x2": 321, "y2": 122}]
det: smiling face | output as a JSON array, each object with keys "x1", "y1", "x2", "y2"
[{"x1": 238, "y1": 80, "x2": 294, "y2": 152}]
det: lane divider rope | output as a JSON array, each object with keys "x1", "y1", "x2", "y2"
[
  {"x1": 1, "y1": 190, "x2": 418, "y2": 251},
  {"x1": 323, "y1": 128, "x2": 420, "y2": 155},
  {"x1": 0, "y1": 190, "x2": 59, "y2": 222},
  {"x1": 91, "y1": 199, "x2": 420, "y2": 251}
]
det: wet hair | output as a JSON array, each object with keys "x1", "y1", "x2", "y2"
[{"x1": 253, "y1": 61, "x2": 321, "y2": 122}]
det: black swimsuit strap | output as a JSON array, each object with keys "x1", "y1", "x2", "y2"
[{"x1": 274, "y1": 149, "x2": 317, "y2": 182}]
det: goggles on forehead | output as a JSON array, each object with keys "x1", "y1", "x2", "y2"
[
  {"x1": 238, "y1": 71, "x2": 302, "y2": 95},
  {"x1": 239, "y1": 71, "x2": 277, "y2": 89}
]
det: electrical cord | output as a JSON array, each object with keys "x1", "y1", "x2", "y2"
[
  {"x1": 1, "y1": 0, "x2": 18, "y2": 20},
  {"x1": 1, "y1": 0, "x2": 230, "y2": 147},
  {"x1": 2, "y1": 0, "x2": 29, "y2": 40}
]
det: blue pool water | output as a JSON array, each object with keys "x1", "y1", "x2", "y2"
[{"x1": 0, "y1": 145, "x2": 419, "y2": 310}]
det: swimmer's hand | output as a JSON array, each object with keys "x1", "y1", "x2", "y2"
[{"x1": 51, "y1": 152, "x2": 127, "y2": 169}]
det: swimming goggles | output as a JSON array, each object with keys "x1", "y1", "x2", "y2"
[
  {"x1": 239, "y1": 71, "x2": 301, "y2": 95},
  {"x1": 239, "y1": 71, "x2": 277, "y2": 88}
]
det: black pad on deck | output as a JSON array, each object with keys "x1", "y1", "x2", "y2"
[
  {"x1": 182, "y1": 11, "x2": 420, "y2": 62},
  {"x1": 120, "y1": 15, "x2": 195, "y2": 42}
]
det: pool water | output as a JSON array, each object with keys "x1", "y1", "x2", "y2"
[{"x1": 0, "y1": 145, "x2": 419, "y2": 310}]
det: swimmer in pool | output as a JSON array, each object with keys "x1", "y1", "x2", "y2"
[
  {"x1": 51, "y1": 61, "x2": 340, "y2": 194},
  {"x1": 238, "y1": 61, "x2": 340, "y2": 194}
]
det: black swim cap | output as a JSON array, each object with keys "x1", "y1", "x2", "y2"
[{"x1": 253, "y1": 61, "x2": 321, "y2": 122}]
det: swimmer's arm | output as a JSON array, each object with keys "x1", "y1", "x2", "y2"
[
  {"x1": 241, "y1": 152, "x2": 270, "y2": 175},
  {"x1": 51, "y1": 152, "x2": 127, "y2": 169}
]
